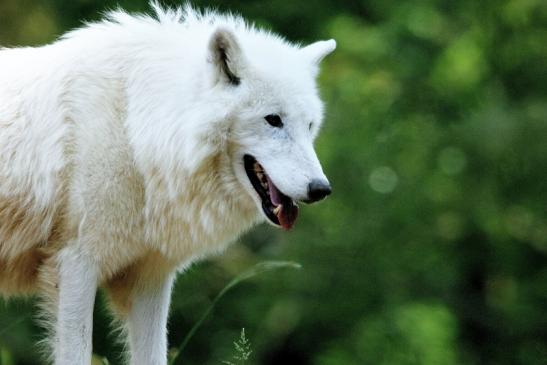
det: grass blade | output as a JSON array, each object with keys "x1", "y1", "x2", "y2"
[
  {"x1": 169, "y1": 260, "x2": 301, "y2": 365},
  {"x1": 0, "y1": 316, "x2": 27, "y2": 337}
]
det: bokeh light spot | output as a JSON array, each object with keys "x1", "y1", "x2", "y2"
[
  {"x1": 369, "y1": 166, "x2": 398, "y2": 194},
  {"x1": 438, "y1": 147, "x2": 467, "y2": 175}
]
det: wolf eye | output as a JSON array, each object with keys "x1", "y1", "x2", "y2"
[
  {"x1": 309, "y1": 122, "x2": 313, "y2": 131},
  {"x1": 265, "y1": 114, "x2": 283, "y2": 128}
]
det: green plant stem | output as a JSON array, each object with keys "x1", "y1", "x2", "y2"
[
  {"x1": 0, "y1": 316, "x2": 27, "y2": 337},
  {"x1": 169, "y1": 261, "x2": 301, "y2": 365}
]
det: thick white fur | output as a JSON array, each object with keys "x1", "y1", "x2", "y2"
[{"x1": 0, "y1": 3, "x2": 334, "y2": 364}]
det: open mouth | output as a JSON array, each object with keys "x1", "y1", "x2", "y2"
[{"x1": 244, "y1": 154, "x2": 299, "y2": 230}]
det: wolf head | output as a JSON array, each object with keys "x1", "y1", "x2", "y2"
[
  {"x1": 122, "y1": 7, "x2": 335, "y2": 231},
  {"x1": 206, "y1": 28, "x2": 335, "y2": 230}
]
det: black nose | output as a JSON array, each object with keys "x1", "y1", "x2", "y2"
[{"x1": 307, "y1": 179, "x2": 332, "y2": 203}]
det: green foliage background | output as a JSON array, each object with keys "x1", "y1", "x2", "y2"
[{"x1": 1, "y1": 1, "x2": 546, "y2": 364}]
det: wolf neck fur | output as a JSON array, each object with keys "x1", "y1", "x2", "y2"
[{"x1": 142, "y1": 147, "x2": 260, "y2": 264}]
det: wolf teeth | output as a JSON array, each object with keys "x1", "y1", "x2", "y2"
[
  {"x1": 256, "y1": 171, "x2": 268, "y2": 190},
  {"x1": 252, "y1": 160, "x2": 269, "y2": 192},
  {"x1": 253, "y1": 162, "x2": 263, "y2": 173},
  {"x1": 273, "y1": 205, "x2": 282, "y2": 215}
]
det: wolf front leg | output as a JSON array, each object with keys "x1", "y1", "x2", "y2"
[
  {"x1": 55, "y1": 246, "x2": 98, "y2": 365},
  {"x1": 127, "y1": 272, "x2": 175, "y2": 365}
]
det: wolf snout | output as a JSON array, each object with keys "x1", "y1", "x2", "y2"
[{"x1": 306, "y1": 179, "x2": 332, "y2": 203}]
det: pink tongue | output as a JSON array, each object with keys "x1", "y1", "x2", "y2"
[
  {"x1": 267, "y1": 176, "x2": 299, "y2": 230},
  {"x1": 279, "y1": 204, "x2": 299, "y2": 230},
  {"x1": 267, "y1": 176, "x2": 282, "y2": 206}
]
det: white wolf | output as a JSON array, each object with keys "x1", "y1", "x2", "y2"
[{"x1": 0, "y1": 3, "x2": 334, "y2": 364}]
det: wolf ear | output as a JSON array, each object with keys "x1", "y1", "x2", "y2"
[
  {"x1": 208, "y1": 28, "x2": 246, "y2": 86},
  {"x1": 300, "y1": 39, "x2": 336, "y2": 70}
]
